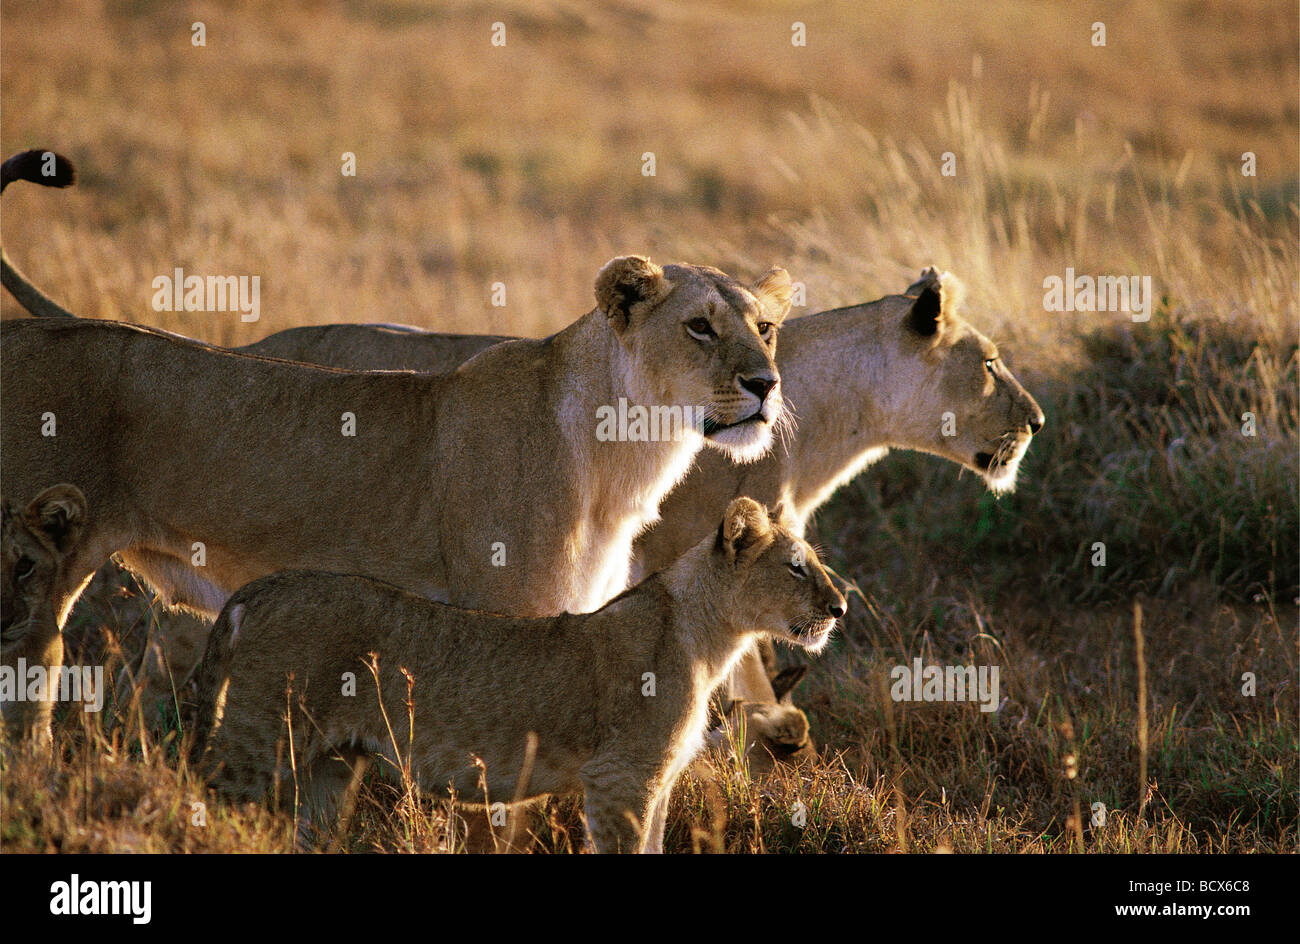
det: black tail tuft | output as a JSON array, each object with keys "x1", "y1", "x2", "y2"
[{"x1": 1, "y1": 149, "x2": 77, "y2": 192}]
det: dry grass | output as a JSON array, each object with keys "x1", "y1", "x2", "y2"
[{"x1": 1, "y1": 0, "x2": 1296, "y2": 852}]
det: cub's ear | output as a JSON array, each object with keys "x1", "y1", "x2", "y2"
[
  {"x1": 595, "y1": 255, "x2": 674, "y2": 331},
  {"x1": 24, "y1": 484, "x2": 87, "y2": 555},
  {"x1": 718, "y1": 496, "x2": 772, "y2": 561},
  {"x1": 751, "y1": 266, "x2": 794, "y2": 324},
  {"x1": 770, "y1": 665, "x2": 808, "y2": 704},
  {"x1": 905, "y1": 268, "x2": 963, "y2": 341}
]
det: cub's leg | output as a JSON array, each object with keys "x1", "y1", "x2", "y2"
[
  {"x1": 1, "y1": 627, "x2": 62, "y2": 749},
  {"x1": 580, "y1": 758, "x2": 657, "y2": 854}
]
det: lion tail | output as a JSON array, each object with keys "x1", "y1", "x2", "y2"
[{"x1": 1, "y1": 148, "x2": 80, "y2": 318}]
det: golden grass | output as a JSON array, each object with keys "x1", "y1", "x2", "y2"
[{"x1": 1, "y1": 0, "x2": 1296, "y2": 852}]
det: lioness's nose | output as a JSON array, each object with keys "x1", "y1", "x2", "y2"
[
  {"x1": 826, "y1": 598, "x2": 846, "y2": 619},
  {"x1": 1028, "y1": 410, "x2": 1045, "y2": 434},
  {"x1": 739, "y1": 375, "x2": 777, "y2": 402}
]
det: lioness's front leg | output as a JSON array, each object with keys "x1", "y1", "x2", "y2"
[{"x1": 642, "y1": 785, "x2": 677, "y2": 854}]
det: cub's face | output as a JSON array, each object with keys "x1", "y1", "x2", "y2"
[
  {"x1": 596, "y1": 256, "x2": 793, "y2": 464},
  {"x1": 897, "y1": 270, "x2": 1045, "y2": 494},
  {"x1": 716, "y1": 497, "x2": 846, "y2": 653},
  {"x1": 0, "y1": 485, "x2": 85, "y2": 655}
]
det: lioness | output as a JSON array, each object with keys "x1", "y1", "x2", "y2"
[
  {"x1": 1, "y1": 485, "x2": 87, "y2": 745},
  {"x1": 239, "y1": 270, "x2": 1045, "y2": 707},
  {"x1": 1, "y1": 256, "x2": 792, "y2": 631},
  {"x1": 192, "y1": 497, "x2": 846, "y2": 853}
]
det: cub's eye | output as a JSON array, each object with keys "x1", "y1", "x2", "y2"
[
  {"x1": 787, "y1": 562, "x2": 806, "y2": 579},
  {"x1": 984, "y1": 358, "x2": 997, "y2": 376},
  {"x1": 756, "y1": 321, "x2": 774, "y2": 340},
  {"x1": 685, "y1": 318, "x2": 715, "y2": 340},
  {"x1": 14, "y1": 558, "x2": 33, "y2": 580}
]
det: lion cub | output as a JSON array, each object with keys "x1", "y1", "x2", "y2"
[
  {"x1": 1, "y1": 485, "x2": 88, "y2": 746},
  {"x1": 192, "y1": 497, "x2": 845, "y2": 853}
]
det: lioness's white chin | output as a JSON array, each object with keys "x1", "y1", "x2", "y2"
[
  {"x1": 791, "y1": 617, "x2": 836, "y2": 653},
  {"x1": 705, "y1": 419, "x2": 773, "y2": 464},
  {"x1": 979, "y1": 449, "x2": 1025, "y2": 496}
]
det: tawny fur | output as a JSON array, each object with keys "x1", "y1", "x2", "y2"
[
  {"x1": 702, "y1": 663, "x2": 818, "y2": 777},
  {"x1": 1, "y1": 485, "x2": 87, "y2": 746},
  {"x1": 1, "y1": 257, "x2": 792, "y2": 632},
  {"x1": 238, "y1": 269, "x2": 1045, "y2": 706},
  {"x1": 192, "y1": 497, "x2": 846, "y2": 853}
]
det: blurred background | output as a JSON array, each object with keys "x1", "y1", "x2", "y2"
[{"x1": 1, "y1": 0, "x2": 1295, "y2": 851}]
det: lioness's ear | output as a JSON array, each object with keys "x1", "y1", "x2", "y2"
[
  {"x1": 24, "y1": 484, "x2": 87, "y2": 555},
  {"x1": 905, "y1": 266, "x2": 941, "y2": 297},
  {"x1": 595, "y1": 255, "x2": 673, "y2": 331},
  {"x1": 718, "y1": 496, "x2": 772, "y2": 561},
  {"x1": 770, "y1": 665, "x2": 808, "y2": 704},
  {"x1": 905, "y1": 268, "x2": 962, "y2": 341},
  {"x1": 752, "y1": 266, "x2": 793, "y2": 324},
  {"x1": 768, "y1": 498, "x2": 798, "y2": 530}
]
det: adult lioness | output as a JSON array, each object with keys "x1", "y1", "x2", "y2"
[
  {"x1": 1, "y1": 485, "x2": 87, "y2": 746},
  {"x1": 1, "y1": 257, "x2": 792, "y2": 631},
  {"x1": 192, "y1": 497, "x2": 846, "y2": 853},
  {"x1": 239, "y1": 270, "x2": 1045, "y2": 706}
]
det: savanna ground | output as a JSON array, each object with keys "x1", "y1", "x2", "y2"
[{"x1": 0, "y1": 0, "x2": 1296, "y2": 853}]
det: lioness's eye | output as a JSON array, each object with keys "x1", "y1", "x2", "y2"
[
  {"x1": 984, "y1": 358, "x2": 997, "y2": 375},
  {"x1": 756, "y1": 321, "x2": 774, "y2": 339},
  {"x1": 14, "y1": 558, "x2": 33, "y2": 580},
  {"x1": 787, "y1": 562, "x2": 806, "y2": 579},
  {"x1": 685, "y1": 318, "x2": 715, "y2": 340}
]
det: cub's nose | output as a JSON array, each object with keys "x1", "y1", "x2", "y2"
[
  {"x1": 739, "y1": 375, "x2": 777, "y2": 403},
  {"x1": 826, "y1": 599, "x2": 846, "y2": 619},
  {"x1": 1028, "y1": 410, "x2": 1045, "y2": 435}
]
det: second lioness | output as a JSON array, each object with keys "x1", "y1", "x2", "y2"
[{"x1": 192, "y1": 497, "x2": 846, "y2": 854}]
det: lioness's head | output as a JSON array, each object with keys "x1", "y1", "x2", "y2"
[
  {"x1": 895, "y1": 268, "x2": 1045, "y2": 493},
  {"x1": 596, "y1": 256, "x2": 793, "y2": 463},
  {"x1": 0, "y1": 484, "x2": 85, "y2": 653},
  {"x1": 714, "y1": 497, "x2": 845, "y2": 652}
]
